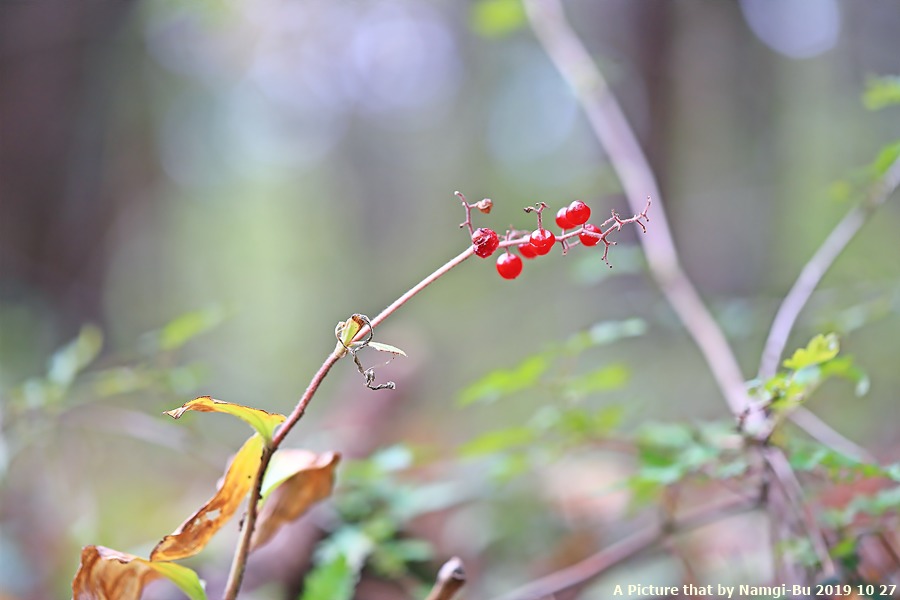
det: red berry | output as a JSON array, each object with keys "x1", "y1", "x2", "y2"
[
  {"x1": 471, "y1": 227, "x2": 500, "y2": 258},
  {"x1": 529, "y1": 228, "x2": 556, "y2": 255},
  {"x1": 555, "y1": 206, "x2": 575, "y2": 229},
  {"x1": 566, "y1": 200, "x2": 591, "y2": 226},
  {"x1": 518, "y1": 242, "x2": 539, "y2": 259},
  {"x1": 579, "y1": 223, "x2": 602, "y2": 246},
  {"x1": 496, "y1": 252, "x2": 523, "y2": 279}
]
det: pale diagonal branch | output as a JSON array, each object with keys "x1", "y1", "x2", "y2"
[
  {"x1": 522, "y1": 0, "x2": 755, "y2": 427},
  {"x1": 758, "y1": 154, "x2": 900, "y2": 380}
]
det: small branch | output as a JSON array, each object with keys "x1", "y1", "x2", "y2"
[
  {"x1": 426, "y1": 557, "x2": 466, "y2": 600},
  {"x1": 222, "y1": 445, "x2": 273, "y2": 600},
  {"x1": 758, "y1": 154, "x2": 900, "y2": 380},
  {"x1": 491, "y1": 495, "x2": 758, "y2": 600},
  {"x1": 522, "y1": 0, "x2": 757, "y2": 427},
  {"x1": 223, "y1": 243, "x2": 479, "y2": 598},
  {"x1": 763, "y1": 447, "x2": 836, "y2": 579}
]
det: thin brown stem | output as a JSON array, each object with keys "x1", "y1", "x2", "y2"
[
  {"x1": 222, "y1": 445, "x2": 273, "y2": 599},
  {"x1": 491, "y1": 495, "x2": 758, "y2": 600},
  {"x1": 425, "y1": 557, "x2": 466, "y2": 600},
  {"x1": 223, "y1": 243, "x2": 479, "y2": 599},
  {"x1": 763, "y1": 447, "x2": 836, "y2": 579}
]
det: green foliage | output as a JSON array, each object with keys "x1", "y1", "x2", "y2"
[
  {"x1": 782, "y1": 333, "x2": 839, "y2": 370},
  {"x1": 13, "y1": 324, "x2": 103, "y2": 408},
  {"x1": 750, "y1": 334, "x2": 869, "y2": 425},
  {"x1": 299, "y1": 555, "x2": 355, "y2": 600},
  {"x1": 458, "y1": 355, "x2": 548, "y2": 406},
  {"x1": 154, "y1": 305, "x2": 227, "y2": 352},
  {"x1": 868, "y1": 140, "x2": 900, "y2": 178},
  {"x1": 863, "y1": 75, "x2": 900, "y2": 110},
  {"x1": 627, "y1": 420, "x2": 748, "y2": 505},
  {"x1": 470, "y1": 0, "x2": 526, "y2": 38},
  {"x1": 786, "y1": 440, "x2": 900, "y2": 528},
  {"x1": 307, "y1": 445, "x2": 464, "y2": 595},
  {"x1": 459, "y1": 318, "x2": 644, "y2": 406}
]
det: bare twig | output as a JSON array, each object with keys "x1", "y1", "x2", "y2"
[
  {"x1": 763, "y1": 447, "x2": 836, "y2": 579},
  {"x1": 223, "y1": 245, "x2": 480, "y2": 598},
  {"x1": 521, "y1": 0, "x2": 853, "y2": 587},
  {"x1": 758, "y1": 154, "x2": 900, "y2": 380},
  {"x1": 522, "y1": 0, "x2": 756, "y2": 427},
  {"x1": 492, "y1": 495, "x2": 758, "y2": 600},
  {"x1": 426, "y1": 557, "x2": 467, "y2": 600}
]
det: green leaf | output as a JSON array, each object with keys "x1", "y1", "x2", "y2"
[
  {"x1": 459, "y1": 426, "x2": 535, "y2": 457},
  {"x1": 370, "y1": 539, "x2": 433, "y2": 578},
  {"x1": 543, "y1": 405, "x2": 624, "y2": 440},
  {"x1": 863, "y1": 75, "x2": 900, "y2": 110},
  {"x1": 817, "y1": 356, "x2": 870, "y2": 396},
  {"x1": 582, "y1": 318, "x2": 647, "y2": 348},
  {"x1": 300, "y1": 555, "x2": 355, "y2": 600},
  {"x1": 470, "y1": 0, "x2": 526, "y2": 38},
  {"x1": 786, "y1": 441, "x2": 899, "y2": 482},
  {"x1": 868, "y1": 140, "x2": 900, "y2": 177},
  {"x1": 783, "y1": 334, "x2": 839, "y2": 370},
  {"x1": 636, "y1": 422, "x2": 694, "y2": 448},
  {"x1": 150, "y1": 561, "x2": 207, "y2": 600},
  {"x1": 458, "y1": 354, "x2": 547, "y2": 405},
  {"x1": 568, "y1": 363, "x2": 630, "y2": 395},
  {"x1": 48, "y1": 324, "x2": 103, "y2": 388},
  {"x1": 157, "y1": 305, "x2": 226, "y2": 351},
  {"x1": 164, "y1": 396, "x2": 286, "y2": 445},
  {"x1": 336, "y1": 315, "x2": 366, "y2": 349}
]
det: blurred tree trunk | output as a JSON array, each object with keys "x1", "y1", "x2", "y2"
[{"x1": 0, "y1": 1, "x2": 134, "y2": 334}]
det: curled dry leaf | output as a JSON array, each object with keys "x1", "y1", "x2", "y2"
[
  {"x1": 164, "y1": 396, "x2": 286, "y2": 445},
  {"x1": 151, "y1": 434, "x2": 265, "y2": 562},
  {"x1": 73, "y1": 545, "x2": 206, "y2": 600},
  {"x1": 366, "y1": 341, "x2": 407, "y2": 356},
  {"x1": 250, "y1": 449, "x2": 341, "y2": 551}
]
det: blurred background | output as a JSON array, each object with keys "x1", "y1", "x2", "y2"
[{"x1": 2, "y1": 0, "x2": 900, "y2": 598}]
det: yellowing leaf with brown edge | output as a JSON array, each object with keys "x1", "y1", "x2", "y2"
[
  {"x1": 73, "y1": 545, "x2": 206, "y2": 600},
  {"x1": 250, "y1": 450, "x2": 341, "y2": 551},
  {"x1": 164, "y1": 396, "x2": 285, "y2": 445},
  {"x1": 151, "y1": 434, "x2": 265, "y2": 562}
]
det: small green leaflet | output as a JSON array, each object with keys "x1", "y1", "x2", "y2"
[{"x1": 783, "y1": 333, "x2": 839, "y2": 370}]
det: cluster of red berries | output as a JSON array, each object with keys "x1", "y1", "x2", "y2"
[
  {"x1": 460, "y1": 192, "x2": 650, "y2": 280},
  {"x1": 468, "y1": 200, "x2": 597, "y2": 279}
]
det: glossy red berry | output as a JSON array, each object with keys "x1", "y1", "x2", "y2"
[
  {"x1": 529, "y1": 228, "x2": 556, "y2": 255},
  {"x1": 579, "y1": 223, "x2": 602, "y2": 247},
  {"x1": 496, "y1": 252, "x2": 523, "y2": 279},
  {"x1": 471, "y1": 227, "x2": 500, "y2": 258},
  {"x1": 518, "y1": 242, "x2": 539, "y2": 259},
  {"x1": 555, "y1": 206, "x2": 575, "y2": 229},
  {"x1": 566, "y1": 200, "x2": 591, "y2": 226}
]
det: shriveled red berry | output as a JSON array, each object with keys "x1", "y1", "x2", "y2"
[
  {"x1": 496, "y1": 252, "x2": 523, "y2": 279},
  {"x1": 579, "y1": 223, "x2": 602, "y2": 246},
  {"x1": 530, "y1": 228, "x2": 556, "y2": 255},
  {"x1": 555, "y1": 206, "x2": 575, "y2": 229},
  {"x1": 471, "y1": 227, "x2": 500, "y2": 258},
  {"x1": 518, "y1": 242, "x2": 539, "y2": 259},
  {"x1": 566, "y1": 200, "x2": 591, "y2": 226}
]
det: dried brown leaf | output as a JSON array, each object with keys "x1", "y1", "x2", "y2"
[
  {"x1": 150, "y1": 434, "x2": 265, "y2": 561},
  {"x1": 73, "y1": 546, "x2": 160, "y2": 600},
  {"x1": 250, "y1": 450, "x2": 341, "y2": 551},
  {"x1": 72, "y1": 546, "x2": 205, "y2": 600}
]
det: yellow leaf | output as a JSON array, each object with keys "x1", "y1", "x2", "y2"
[
  {"x1": 151, "y1": 434, "x2": 265, "y2": 561},
  {"x1": 251, "y1": 450, "x2": 341, "y2": 551},
  {"x1": 72, "y1": 546, "x2": 206, "y2": 600},
  {"x1": 164, "y1": 396, "x2": 285, "y2": 445}
]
